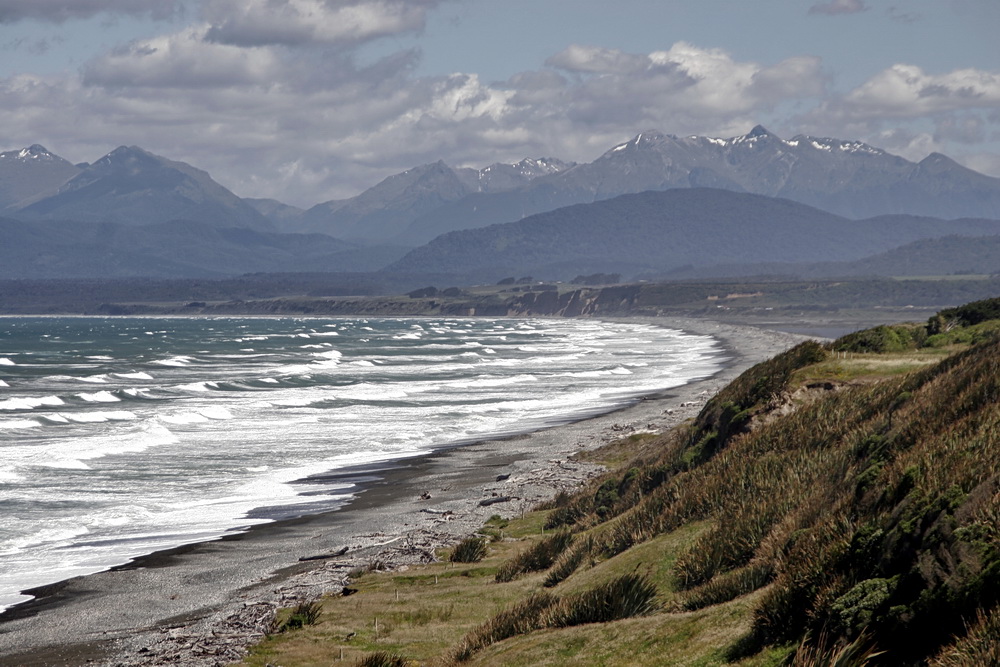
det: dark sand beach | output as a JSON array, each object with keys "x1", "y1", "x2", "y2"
[{"x1": 0, "y1": 318, "x2": 814, "y2": 667}]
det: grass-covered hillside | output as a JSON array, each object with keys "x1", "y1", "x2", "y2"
[{"x1": 241, "y1": 298, "x2": 1000, "y2": 666}]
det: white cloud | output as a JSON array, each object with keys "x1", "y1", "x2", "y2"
[
  {"x1": 0, "y1": 0, "x2": 180, "y2": 23},
  {"x1": 807, "y1": 64, "x2": 1000, "y2": 125},
  {"x1": 808, "y1": 0, "x2": 867, "y2": 16}
]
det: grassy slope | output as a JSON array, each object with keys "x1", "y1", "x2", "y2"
[{"x1": 240, "y1": 301, "x2": 1000, "y2": 667}]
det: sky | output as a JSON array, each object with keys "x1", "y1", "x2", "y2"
[{"x1": 0, "y1": 0, "x2": 998, "y2": 207}]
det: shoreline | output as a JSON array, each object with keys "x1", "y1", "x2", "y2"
[{"x1": 0, "y1": 317, "x2": 813, "y2": 667}]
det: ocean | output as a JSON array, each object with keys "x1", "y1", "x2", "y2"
[{"x1": 0, "y1": 316, "x2": 722, "y2": 612}]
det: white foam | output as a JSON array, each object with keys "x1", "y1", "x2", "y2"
[
  {"x1": 176, "y1": 381, "x2": 216, "y2": 392},
  {"x1": 77, "y1": 391, "x2": 120, "y2": 403},
  {"x1": 334, "y1": 384, "x2": 409, "y2": 400},
  {"x1": 0, "y1": 379, "x2": 8, "y2": 387},
  {"x1": 61, "y1": 411, "x2": 137, "y2": 423},
  {"x1": 0, "y1": 419, "x2": 40, "y2": 430},
  {"x1": 161, "y1": 412, "x2": 210, "y2": 425},
  {"x1": 0, "y1": 358, "x2": 15, "y2": 366},
  {"x1": 114, "y1": 371, "x2": 154, "y2": 380},
  {"x1": 39, "y1": 414, "x2": 70, "y2": 423},
  {"x1": 199, "y1": 406, "x2": 234, "y2": 420},
  {"x1": 152, "y1": 356, "x2": 193, "y2": 367},
  {"x1": 0, "y1": 395, "x2": 64, "y2": 410}
]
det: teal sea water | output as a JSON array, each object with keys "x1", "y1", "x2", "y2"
[{"x1": 0, "y1": 316, "x2": 722, "y2": 611}]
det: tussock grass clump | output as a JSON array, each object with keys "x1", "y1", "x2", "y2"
[
  {"x1": 449, "y1": 536, "x2": 488, "y2": 563},
  {"x1": 545, "y1": 573, "x2": 658, "y2": 628},
  {"x1": 271, "y1": 598, "x2": 322, "y2": 633},
  {"x1": 680, "y1": 562, "x2": 774, "y2": 611},
  {"x1": 789, "y1": 631, "x2": 884, "y2": 666},
  {"x1": 543, "y1": 536, "x2": 593, "y2": 588},
  {"x1": 495, "y1": 529, "x2": 574, "y2": 583},
  {"x1": 449, "y1": 592, "x2": 558, "y2": 663},
  {"x1": 354, "y1": 650, "x2": 411, "y2": 667},
  {"x1": 931, "y1": 606, "x2": 1000, "y2": 666}
]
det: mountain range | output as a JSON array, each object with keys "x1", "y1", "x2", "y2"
[
  {"x1": 385, "y1": 188, "x2": 1000, "y2": 282},
  {"x1": 2, "y1": 127, "x2": 1000, "y2": 281}
]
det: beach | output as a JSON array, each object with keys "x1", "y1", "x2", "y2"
[{"x1": 0, "y1": 317, "x2": 812, "y2": 667}]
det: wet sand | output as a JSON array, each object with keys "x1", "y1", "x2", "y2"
[{"x1": 0, "y1": 317, "x2": 814, "y2": 667}]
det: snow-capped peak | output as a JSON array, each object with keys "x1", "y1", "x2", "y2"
[
  {"x1": 732, "y1": 125, "x2": 777, "y2": 144},
  {"x1": 2, "y1": 144, "x2": 56, "y2": 161},
  {"x1": 788, "y1": 135, "x2": 884, "y2": 156},
  {"x1": 609, "y1": 130, "x2": 669, "y2": 153}
]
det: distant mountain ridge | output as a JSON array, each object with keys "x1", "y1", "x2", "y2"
[
  {"x1": 390, "y1": 126, "x2": 1000, "y2": 245},
  {"x1": 15, "y1": 146, "x2": 273, "y2": 231},
  {"x1": 3, "y1": 128, "x2": 1000, "y2": 281},
  {"x1": 386, "y1": 188, "x2": 1000, "y2": 282},
  {"x1": 289, "y1": 157, "x2": 572, "y2": 240},
  {"x1": 5, "y1": 128, "x2": 1000, "y2": 243},
  {"x1": 0, "y1": 144, "x2": 81, "y2": 210}
]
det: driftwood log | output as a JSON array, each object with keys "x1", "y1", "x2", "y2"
[
  {"x1": 298, "y1": 546, "x2": 349, "y2": 562},
  {"x1": 478, "y1": 496, "x2": 512, "y2": 507}
]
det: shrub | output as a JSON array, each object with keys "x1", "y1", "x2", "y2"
[
  {"x1": 450, "y1": 536, "x2": 488, "y2": 563},
  {"x1": 833, "y1": 324, "x2": 921, "y2": 353}
]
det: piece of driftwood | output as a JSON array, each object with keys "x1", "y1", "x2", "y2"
[
  {"x1": 478, "y1": 496, "x2": 512, "y2": 507},
  {"x1": 298, "y1": 546, "x2": 349, "y2": 562}
]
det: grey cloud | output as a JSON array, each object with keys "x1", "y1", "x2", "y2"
[
  {"x1": 887, "y1": 6, "x2": 920, "y2": 23},
  {"x1": 201, "y1": 0, "x2": 448, "y2": 48},
  {"x1": 3, "y1": 36, "x2": 64, "y2": 55},
  {"x1": 750, "y1": 56, "x2": 826, "y2": 101},
  {"x1": 934, "y1": 114, "x2": 988, "y2": 144},
  {"x1": 0, "y1": 0, "x2": 180, "y2": 23},
  {"x1": 81, "y1": 29, "x2": 285, "y2": 89},
  {"x1": 545, "y1": 45, "x2": 650, "y2": 74},
  {"x1": 808, "y1": 0, "x2": 867, "y2": 16}
]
